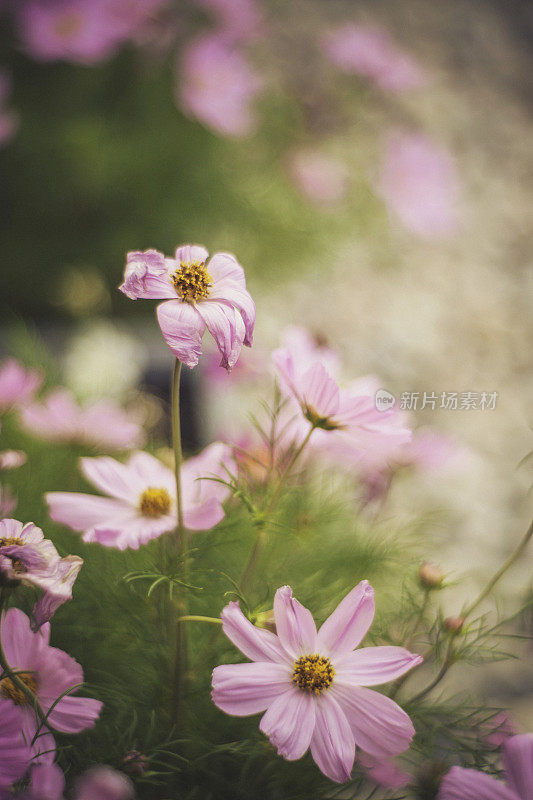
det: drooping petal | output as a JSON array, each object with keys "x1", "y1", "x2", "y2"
[
  {"x1": 196, "y1": 301, "x2": 245, "y2": 371},
  {"x1": 212, "y1": 662, "x2": 291, "y2": 716},
  {"x1": 30, "y1": 555, "x2": 84, "y2": 631},
  {"x1": 220, "y1": 601, "x2": 289, "y2": 664},
  {"x1": 156, "y1": 300, "x2": 206, "y2": 368},
  {"x1": 209, "y1": 285, "x2": 255, "y2": 347},
  {"x1": 273, "y1": 586, "x2": 317, "y2": 658},
  {"x1": 335, "y1": 646, "x2": 422, "y2": 686},
  {"x1": 46, "y1": 696, "x2": 103, "y2": 734},
  {"x1": 46, "y1": 492, "x2": 129, "y2": 533},
  {"x1": 309, "y1": 694, "x2": 355, "y2": 783},
  {"x1": 259, "y1": 687, "x2": 316, "y2": 760},
  {"x1": 80, "y1": 456, "x2": 143, "y2": 503},
  {"x1": 332, "y1": 684, "x2": 415, "y2": 758},
  {"x1": 317, "y1": 581, "x2": 375, "y2": 657},
  {"x1": 119, "y1": 249, "x2": 174, "y2": 300},
  {"x1": 438, "y1": 766, "x2": 520, "y2": 800},
  {"x1": 503, "y1": 734, "x2": 533, "y2": 800}
]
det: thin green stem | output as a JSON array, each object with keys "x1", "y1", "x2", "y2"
[
  {"x1": 408, "y1": 638, "x2": 455, "y2": 704},
  {"x1": 177, "y1": 615, "x2": 223, "y2": 625},
  {"x1": 172, "y1": 359, "x2": 185, "y2": 536},
  {"x1": 389, "y1": 588, "x2": 430, "y2": 699}
]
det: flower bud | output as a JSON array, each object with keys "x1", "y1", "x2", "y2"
[
  {"x1": 123, "y1": 750, "x2": 148, "y2": 777},
  {"x1": 443, "y1": 616, "x2": 464, "y2": 634},
  {"x1": 254, "y1": 609, "x2": 276, "y2": 634},
  {"x1": 418, "y1": 561, "x2": 444, "y2": 589}
]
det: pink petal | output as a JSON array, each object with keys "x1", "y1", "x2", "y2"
[
  {"x1": 38, "y1": 645, "x2": 83, "y2": 703},
  {"x1": 273, "y1": 586, "x2": 317, "y2": 658},
  {"x1": 127, "y1": 451, "x2": 175, "y2": 491},
  {"x1": 438, "y1": 766, "x2": 519, "y2": 800},
  {"x1": 335, "y1": 646, "x2": 422, "y2": 686},
  {"x1": 30, "y1": 763, "x2": 66, "y2": 798},
  {"x1": 317, "y1": 581, "x2": 375, "y2": 657},
  {"x1": 309, "y1": 694, "x2": 355, "y2": 783},
  {"x1": 182, "y1": 496, "x2": 224, "y2": 530},
  {"x1": 504, "y1": 734, "x2": 533, "y2": 800},
  {"x1": 0, "y1": 702, "x2": 31, "y2": 788},
  {"x1": 46, "y1": 492, "x2": 129, "y2": 533},
  {"x1": 220, "y1": 601, "x2": 289, "y2": 664},
  {"x1": 259, "y1": 687, "x2": 316, "y2": 760},
  {"x1": 209, "y1": 283, "x2": 255, "y2": 347},
  {"x1": 175, "y1": 244, "x2": 209, "y2": 264},
  {"x1": 208, "y1": 252, "x2": 246, "y2": 288},
  {"x1": 1, "y1": 608, "x2": 46, "y2": 670},
  {"x1": 156, "y1": 300, "x2": 206, "y2": 368},
  {"x1": 358, "y1": 751, "x2": 410, "y2": 789},
  {"x1": 332, "y1": 685, "x2": 414, "y2": 758},
  {"x1": 299, "y1": 362, "x2": 339, "y2": 418},
  {"x1": 196, "y1": 301, "x2": 245, "y2": 371},
  {"x1": 90, "y1": 513, "x2": 175, "y2": 550},
  {"x1": 212, "y1": 661, "x2": 291, "y2": 716},
  {"x1": 46, "y1": 696, "x2": 102, "y2": 734},
  {"x1": 80, "y1": 456, "x2": 142, "y2": 503}
]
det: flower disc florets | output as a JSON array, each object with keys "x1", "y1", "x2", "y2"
[
  {"x1": 139, "y1": 487, "x2": 172, "y2": 518},
  {"x1": 0, "y1": 672, "x2": 37, "y2": 706},
  {"x1": 171, "y1": 260, "x2": 213, "y2": 303},
  {"x1": 292, "y1": 653, "x2": 334, "y2": 694},
  {"x1": 0, "y1": 537, "x2": 23, "y2": 548}
]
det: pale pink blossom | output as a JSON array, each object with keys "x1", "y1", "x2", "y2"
[
  {"x1": 20, "y1": 388, "x2": 145, "y2": 451},
  {"x1": 286, "y1": 149, "x2": 350, "y2": 205},
  {"x1": 0, "y1": 608, "x2": 102, "y2": 752},
  {"x1": 0, "y1": 519, "x2": 61, "y2": 589},
  {"x1": 194, "y1": 0, "x2": 263, "y2": 41},
  {"x1": 0, "y1": 450, "x2": 27, "y2": 470},
  {"x1": 212, "y1": 582, "x2": 421, "y2": 783},
  {"x1": 46, "y1": 443, "x2": 234, "y2": 549},
  {"x1": 74, "y1": 766, "x2": 135, "y2": 800},
  {"x1": 0, "y1": 359, "x2": 43, "y2": 413},
  {"x1": 438, "y1": 733, "x2": 533, "y2": 800},
  {"x1": 0, "y1": 703, "x2": 31, "y2": 788},
  {"x1": 119, "y1": 244, "x2": 255, "y2": 371},
  {"x1": 178, "y1": 35, "x2": 262, "y2": 138},
  {"x1": 322, "y1": 24, "x2": 426, "y2": 92},
  {"x1": 376, "y1": 131, "x2": 459, "y2": 238}
]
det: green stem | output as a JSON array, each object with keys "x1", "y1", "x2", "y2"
[
  {"x1": 408, "y1": 639, "x2": 455, "y2": 704},
  {"x1": 177, "y1": 615, "x2": 223, "y2": 625},
  {"x1": 389, "y1": 588, "x2": 430, "y2": 699},
  {"x1": 172, "y1": 359, "x2": 185, "y2": 535},
  {"x1": 462, "y1": 518, "x2": 533, "y2": 618}
]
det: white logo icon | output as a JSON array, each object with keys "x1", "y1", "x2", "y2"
[{"x1": 375, "y1": 389, "x2": 396, "y2": 412}]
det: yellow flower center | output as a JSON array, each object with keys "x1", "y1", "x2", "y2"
[
  {"x1": 139, "y1": 487, "x2": 172, "y2": 518},
  {"x1": 171, "y1": 260, "x2": 213, "y2": 304},
  {"x1": 0, "y1": 672, "x2": 38, "y2": 706},
  {"x1": 292, "y1": 654, "x2": 335, "y2": 694},
  {"x1": 0, "y1": 537, "x2": 24, "y2": 548}
]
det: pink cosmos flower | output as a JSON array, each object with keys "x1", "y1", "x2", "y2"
[
  {"x1": 0, "y1": 450, "x2": 27, "y2": 470},
  {"x1": 321, "y1": 24, "x2": 426, "y2": 93},
  {"x1": 272, "y1": 348, "x2": 411, "y2": 457},
  {"x1": 46, "y1": 443, "x2": 234, "y2": 549},
  {"x1": 178, "y1": 35, "x2": 262, "y2": 138},
  {"x1": 20, "y1": 388, "x2": 145, "y2": 451},
  {"x1": 0, "y1": 703, "x2": 31, "y2": 788},
  {"x1": 286, "y1": 149, "x2": 350, "y2": 205},
  {"x1": 119, "y1": 244, "x2": 255, "y2": 371},
  {"x1": 438, "y1": 733, "x2": 533, "y2": 800},
  {"x1": 212, "y1": 582, "x2": 422, "y2": 783},
  {"x1": 376, "y1": 131, "x2": 459, "y2": 238},
  {"x1": 0, "y1": 608, "x2": 102, "y2": 750},
  {"x1": 0, "y1": 359, "x2": 43, "y2": 414}
]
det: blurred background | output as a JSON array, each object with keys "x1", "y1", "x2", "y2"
[{"x1": 0, "y1": 0, "x2": 532, "y2": 722}]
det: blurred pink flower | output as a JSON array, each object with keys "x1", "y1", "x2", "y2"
[
  {"x1": 178, "y1": 34, "x2": 262, "y2": 138},
  {"x1": 438, "y1": 733, "x2": 533, "y2": 799},
  {"x1": 397, "y1": 430, "x2": 463, "y2": 473},
  {"x1": 194, "y1": 0, "x2": 263, "y2": 41},
  {"x1": 0, "y1": 359, "x2": 43, "y2": 414},
  {"x1": 31, "y1": 554, "x2": 84, "y2": 632},
  {"x1": 46, "y1": 443, "x2": 234, "y2": 549},
  {"x1": 119, "y1": 244, "x2": 255, "y2": 371},
  {"x1": 0, "y1": 608, "x2": 102, "y2": 749},
  {"x1": 321, "y1": 24, "x2": 426, "y2": 92},
  {"x1": 358, "y1": 751, "x2": 410, "y2": 789},
  {"x1": 20, "y1": 388, "x2": 145, "y2": 451},
  {"x1": 203, "y1": 344, "x2": 265, "y2": 386},
  {"x1": 0, "y1": 485, "x2": 17, "y2": 516},
  {"x1": 0, "y1": 72, "x2": 19, "y2": 147},
  {"x1": 0, "y1": 703, "x2": 31, "y2": 788},
  {"x1": 213, "y1": 582, "x2": 421, "y2": 783},
  {"x1": 74, "y1": 766, "x2": 135, "y2": 800},
  {"x1": 376, "y1": 131, "x2": 459, "y2": 238},
  {"x1": 286, "y1": 149, "x2": 350, "y2": 205},
  {"x1": 0, "y1": 450, "x2": 27, "y2": 470},
  {"x1": 25, "y1": 763, "x2": 65, "y2": 800}
]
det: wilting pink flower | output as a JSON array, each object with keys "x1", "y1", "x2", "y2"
[
  {"x1": 0, "y1": 609, "x2": 102, "y2": 750},
  {"x1": 0, "y1": 703, "x2": 31, "y2": 788},
  {"x1": 0, "y1": 72, "x2": 19, "y2": 148},
  {"x1": 178, "y1": 34, "x2": 262, "y2": 138},
  {"x1": 376, "y1": 131, "x2": 459, "y2": 238},
  {"x1": 119, "y1": 245, "x2": 255, "y2": 371},
  {"x1": 194, "y1": 0, "x2": 262, "y2": 41},
  {"x1": 46, "y1": 443, "x2": 234, "y2": 549},
  {"x1": 272, "y1": 348, "x2": 410, "y2": 458},
  {"x1": 0, "y1": 359, "x2": 42, "y2": 414},
  {"x1": 438, "y1": 733, "x2": 533, "y2": 799},
  {"x1": 20, "y1": 388, "x2": 145, "y2": 451},
  {"x1": 358, "y1": 751, "x2": 410, "y2": 789},
  {"x1": 0, "y1": 450, "x2": 27, "y2": 470},
  {"x1": 321, "y1": 24, "x2": 426, "y2": 92},
  {"x1": 74, "y1": 766, "x2": 135, "y2": 800},
  {"x1": 31, "y1": 555, "x2": 84, "y2": 632},
  {"x1": 286, "y1": 149, "x2": 350, "y2": 205},
  {"x1": 0, "y1": 485, "x2": 17, "y2": 517},
  {"x1": 212, "y1": 582, "x2": 421, "y2": 783}
]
